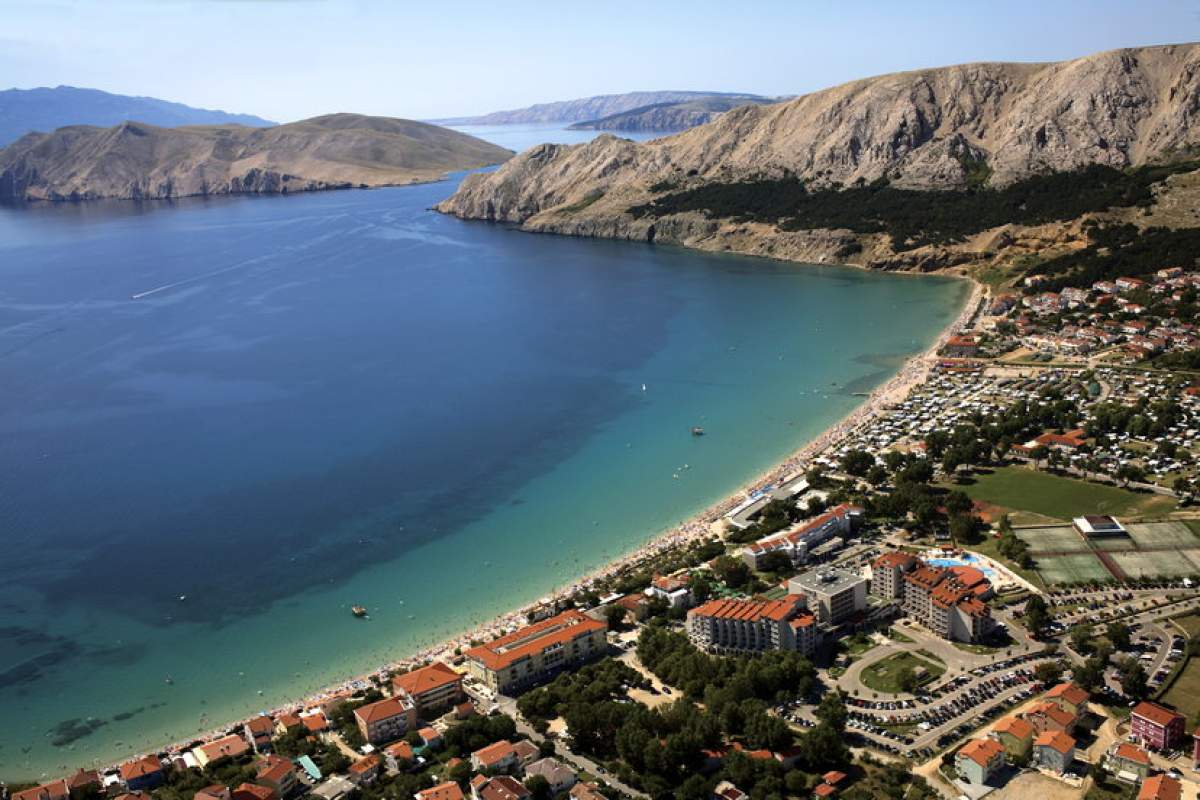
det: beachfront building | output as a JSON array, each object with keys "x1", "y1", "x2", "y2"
[
  {"x1": 739, "y1": 504, "x2": 863, "y2": 569},
  {"x1": 463, "y1": 609, "x2": 607, "y2": 695},
  {"x1": 686, "y1": 595, "x2": 817, "y2": 656},
  {"x1": 955, "y1": 738, "x2": 1004, "y2": 785},
  {"x1": 1131, "y1": 701, "x2": 1186, "y2": 751},
  {"x1": 902, "y1": 563, "x2": 995, "y2": 643},
  {"x1": 392, "y1": 661, "x2": 464, "y2": 718},
  {"x1": 11, "y1": 780, "x2": 68, "y2": 800},
  {"x1": 118, "y1": 756, "x2": 165, "y2": 791},
  {"x1": 192, "y1": 734, "x2": 250, "y2": 768},
  {"x1": 243, "y1": 715, "x2": 274, "y2": 753},
  {"x1": 787, "y1": 569, "x2": 867, "y2": 625},
  {"x1": 870, "y1": 552, "x2": 918, "y2": 600},
  {"x1": 353, "y1": 695, "x2": 418, "y2": 746}
]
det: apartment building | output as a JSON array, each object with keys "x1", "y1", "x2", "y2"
[
  {"x1": 353, "y1": 695, "x2": 418, "y2": 746},
  {"x1": 870, "y1": 552, "x2": 918, "y2": 600},
  {"x1": 464, "y1": 609, "x2": 607, "y2": 695},
  {"x1": 686, "y1": 595, "x2": 817, "y2": 656},
  {"x1": 740, "y1": 504, "x2": 863, "y2": 569},
  {"x1": 903, "y1": 563, "x2": 995, "y2": 643},
  {"x1": 787, "y1": 569, "x2": 867, "y2": 625},
  {"x1": 392, "y1": 661, "x2": 464, "y2": 718},
  {"x1": 1131, "y1": 701, "x2": 1186, "y2": 751}
]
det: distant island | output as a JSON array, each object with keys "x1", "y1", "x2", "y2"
[
  {"x1": 0, "y1": 85, "x2": 275, "y2": 147},
  {"x1": 434, "y1": 90, "x2": 777, "y2": 128},
  {"x1": 566, "y1": 94, "x2": 777, "y2": 133},
  {"x1": 0, "y1": 113, "x2": 512, "y2": 202}
]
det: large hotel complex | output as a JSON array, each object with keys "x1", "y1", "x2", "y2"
[{"x1": 464, "y1": 609, "x2": 608, "y2": 694}]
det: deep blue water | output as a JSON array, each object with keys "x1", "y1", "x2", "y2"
[{"x1": 0, "y1": 127, "x2": 967, "y2": 779}]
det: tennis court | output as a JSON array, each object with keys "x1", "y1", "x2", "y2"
[
  {"x1": 1015, "y1": 526, "x2": 1089, "y2": 553},
  {"x1": 1110, "y1": 550, "x2": 1199, "y2": 579},
  {"x1": 1035, "y1": 552, "x2": 1113, "y2": 585},
  {"x1": 1125, "y1": 521, "x2": 1200, "y2": 550}
]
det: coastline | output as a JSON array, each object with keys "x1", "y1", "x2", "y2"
[{"x1": 76, "y1": 272, "x2": 982, "y2": 776}]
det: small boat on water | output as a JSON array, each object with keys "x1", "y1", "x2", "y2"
[
  {"x1": 351, "y1": 605, "x2": 369, "y2": 618},
  {"x1": 691, "y1": 426, "x2": 705, "y2": 437}
]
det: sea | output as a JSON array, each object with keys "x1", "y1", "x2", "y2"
[{"x1": 0, "y1": 123, "x2": 968, "y2": 779}]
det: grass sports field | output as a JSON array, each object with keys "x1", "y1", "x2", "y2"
[
  {"x1": 956, "y1": 467, "x2": 1175, "y2": 520},
  {"x1": 1160, "y1": 658, "x2": 1200, "y2": 726}
]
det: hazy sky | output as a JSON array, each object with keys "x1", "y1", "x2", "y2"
[{"x1": 2, "y1": 0, "x2": 1197, "y2": 122}]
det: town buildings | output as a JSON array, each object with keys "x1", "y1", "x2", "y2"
[
  {"x1": 1108, "y1": 743, "x2": 1152, "y2": 781},
  {"x1": 353, "y1": 695, "x2": 418, "y2": 746},
  {"x1": 470, "y1": 740, "x2": 519, "y2": 773},
  {"x1": 392, "y1": 661, "x2": 464, "y2": 718},
  {"x1": 463, "y1": 609, "x2": 607, "y2": 695},
  {"x1": 118, "y1": 756, "x2": 164, "y2": 791},
  {"x1": 193, "y1": 734, "x2": 250, "y2": 768},
  {"x1": 686, "y1": 595, "x2": 817, "y2": 655},
  {"x1": 1138, "y1": 774, "x2": 1183, "y2": 800},
  {"x1": 647, "y1": 574, "x2": 692, "y2": 609},
  {"x1": 989, "y1": 715, "x2": 1034, "y2": 760},
  {"x1": 1032, "y1": 730, "x2": 1076, "y2": 774},
  {"x1": 902, "y1": 562, "x2": 995, "y2": 643},
  {"x1": 956, "y1": 738, "x2": 1004, "y2": 785},
  {"x1": 869, "y1": 552, "x2": 917, "y2": 600},
  {"x1": 1131, "y1": 701, "x2": 1186, "y2": 751},
  {"x1": 787, "y1": 569, "x2": 868, "y2": 625},
  {"x1": 739, "y1": 504, "x2": 863, "y2": 569},
  {"x1": 415, "y1": 783, "x2": 464, "y2": 800}
]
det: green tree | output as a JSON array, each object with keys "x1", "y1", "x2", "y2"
[
  {"x1": 605, "y1": 604, "x2": 629, "y2": 631},
  {"x1": 1106, "y1": 621, "x2": 1131, "y2": 652},
  {"x1": 523, "y1": 775, "x2": 551, "y2": 800},
  {"x1": 840, "y1": 449, "x2": 875, "y2": 477},
  {"x1": 1023, "y1": 595, "x2": 1050, "y2": 638}
]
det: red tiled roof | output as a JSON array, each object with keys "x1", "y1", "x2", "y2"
[
  {"x1": 245, "y1": 716, "x2": 274, "y2": 735},
  {"x1": 1138, "y1": 775, "x2": 1182, "y2": 800},
  {"x1": 1113, "y1": 742, "x2": 1151, "y2": 765},
  {"x1": 464, "y1": 610, "x2": 605, "y2": 671},
  {"x1": 822, "y1": 771, "x2": 846, "y2": 785},
  {"x1": 689, "y1": 596, "x2": 809, "y2": 624},
  {"x1": 255, "y1": 756, "x2": 294, "y2": 786},
  {"x1": 1034, "y1": 730, "x2": 1075, "y2": 754},
  {"x1": 385, "y1": 741, "x2": 414, "y2": 761},
  {"x1": 873, "y1": 552, "x2": 917, "y2": 570},
  {"x1": 992, "y1": 716, "x2": 1034, "y2": 740},
  {"x1": 231, "y1": 784, "x2": 275, "y2": 800},
  {"x1": 353, "y1": 696, "x2": 411, "y2": 725},
  {"x1": 416, "y1": 783, "x2": 465, "y2": 800},
  {"x1": 197, "y1": 734, "x2": 249, "y2": 762},
  {"x1": 299, "y1": 712, "x2": 328, "y2": 732},
  {"x1": 472, "y1": 739, "x2": 517, "y2": 767},
  {"x1": 348, "y1": 754, "x2": 381, "y2": 775},
  {"x1": 958, "y1": 738, "x2": 1003, "y2": 767},
  {"x1": 1046, "y1": 682, "x2": 1089, "y2": 708},
  {"x1": 13, "y1": 781, "x2": 68, "y2": 800},
  {"x1": 1027, "y1": 701, "x2": 1075, "y2": 728},
  {"x1": 813, "y1": 785, "x2": 836, "y2": 798},
  {"x1": 393, "y1": 661, "x2": 462, "y2": 698},
  {"x1": 119, "y1": 755, "x2": 163, "y2": 782},
  {"x1": 1132, "y1": 701, "x2": 1183, "y2": 728}
]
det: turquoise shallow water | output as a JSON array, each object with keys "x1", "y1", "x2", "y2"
[{"x1": 0, "y1": 127, "x2": 967, "y2": 780}]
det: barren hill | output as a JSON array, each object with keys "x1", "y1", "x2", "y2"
[
  {"x1": 567, "y1": 95, "x2": 776, "y2": 133},
  {"x1": 0, "y1": 113, "x2": 512, "y2": 202},
  {"x1": 436, "y1": 43, "x2": 1200, "y2": 273},
  {"x1": 435, "y1": 91, "x2": 770, "y2": 126}
]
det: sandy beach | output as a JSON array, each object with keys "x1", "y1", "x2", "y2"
[{"x1": 93, "y1": 276, "x2": 985, "y2": 769}]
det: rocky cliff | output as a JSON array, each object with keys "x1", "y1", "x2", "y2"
[
  {"x1": 567, "y1": 95, "x2": 775, "y2": 132},
  {"x1": 0, "y1": 114, "x2": 512, "y2": 202},
  {"x1": 437, "y1": 43, "x2": 1200, "y2": 271}
]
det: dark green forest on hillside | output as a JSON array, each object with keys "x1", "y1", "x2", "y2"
[
  {"x1": 1027, "y1": 223, "x2": 1200, "y2": 288},
  {"x1": 628, "y1": 161, "x2": 1199, "y2": 250}
]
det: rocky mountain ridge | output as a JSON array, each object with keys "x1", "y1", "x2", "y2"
[
  {"x1": 435, "y1": 91, "x2": 771, "y2": 125},
  {"x1": 566, "y1": 95, "x2": 776, "y2": 132},
  {"x1": 436, "y1": 43, "x2": 1200, "y2": 273},
  {"x1": 0, "y1": 114, "x2": 512, "y2": 202}
]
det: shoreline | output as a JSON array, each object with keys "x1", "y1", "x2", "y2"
[{"x1": 17, "y1": 272, "x2": 982, "y2": 783}]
